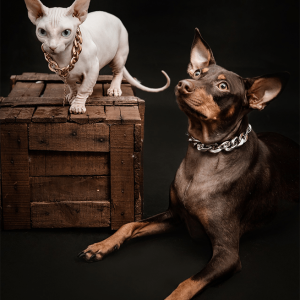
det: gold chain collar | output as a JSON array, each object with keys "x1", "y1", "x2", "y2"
[{"x1": 41, "y1": 27, "x2": 83, "y2": 78}]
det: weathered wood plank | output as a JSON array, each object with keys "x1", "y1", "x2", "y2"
[
  {"x1": 103, "y1": 83, "x2": 134, "y2": 96},
  {"x1": 90, "y1": 83, "x2": 104, "y2": 97},
  {"x1": 1, "y1": 96, "x2": 138, "y2": 107},
  {"x1": 110, "y1": 125, "x2": 135, "y2": 229},
  {"x1": 0, "y1": 107, "x2": 35, "y2": 123},
  {"x1": 138, "y1": 99, "x2": 145, "y2": 140},
  {"x1": 104, "y1": 106, "x2": 121, "y2": 124},
  {"x1": 29, "y1": 151, "x2": 109, "y2": 176},
  {"x1": 70, "y1": 106, "x2": 106, "y2": 124},
  {"x1": 31, "y1": 201, "x2": 110, "y2": 228},
  {"x1": 8, "y1": 82, "x2": 44, "y2": 97},
  {"x1": 32, "y1": 106, "x2": 69, "y2": 123},
  {"x1": 134, "y1": 152, "x2": 143, "y2": 221},
  {"x1": 30, "y1": 176, "x2": 110, "y2": 202},
  {"x1": 134, "y1": 124, "x2": 142, "y2": 152},
  {"x1": 43, "y1": 83, "x2": 64, "y2": 97},
  {"x1": 14, "y1": 73, "x2": 129, "y2": 83},
  {"x1": 29, "y1": 123, "x2": 109, "y2": 152},
  {"x1": 119, "y1": 106, "x2": 141, "y2": 124},
  {"x1": 0, "y1": 124, "x2": 30, "y2": 229}
]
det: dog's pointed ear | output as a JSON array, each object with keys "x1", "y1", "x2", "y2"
[
  {"x1": 24, "y1": 0, "x2": 48, "y2": 25},
  {"x1": 66, "y1": 0, "x2": 90, "y2": 23},
  {"x1": 244, "y1": 72, "x2": 289, "y2": 110},
  {"x1": 188, "y1": 28, "x2": 216, "y2": 76}
]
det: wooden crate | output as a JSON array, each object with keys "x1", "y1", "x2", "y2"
[{"x1": 0, "y1": 73, "x2": 145, "y2": 230}]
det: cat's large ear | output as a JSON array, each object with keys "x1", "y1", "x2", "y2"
[
  {"x1": 188, "y1": 28, "x2": 216, "y2": 76},
  {"x1": 244, "y1": 72, "x2": 289, "y2": 110},
  {"x1": 66, "y1": 0, "x2": 91, "y2": 23},
  {"x1": 24, "y1": 0, "x2": 49, "y2": 25}
]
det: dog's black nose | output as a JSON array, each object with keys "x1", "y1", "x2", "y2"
[{"x1": 177, "y1": 80, "x2": 194, "y2": 94}]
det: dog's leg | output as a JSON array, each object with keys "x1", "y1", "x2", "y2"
[
  {"x1": 165, "y1": 224, "x2": 241, "y2": 300},
  {"x1": 79, "y1": 210, "x2": 180, "y2": 261},
  {"x1": 69, "y1": 60, "x2": 99, "y2": 114}
]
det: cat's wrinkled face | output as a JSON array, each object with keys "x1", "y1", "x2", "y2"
[{"x1": 35, "y1": 8, "x2": 80, "y2": 54}]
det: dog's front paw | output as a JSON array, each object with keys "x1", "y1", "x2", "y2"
[
  {"x1": 107, "y1": 87, "x2": 122, "y2": 97},
  {"x1": 69, "y1": 103, "x2": 86, "y2": 114},
  {"x1": 78, "y1": 241, "x2": 119, "y2": 262}
]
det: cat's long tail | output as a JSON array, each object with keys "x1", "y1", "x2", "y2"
[{"x1": 123, "y1": 67, "x2": 170, "y2": 92}]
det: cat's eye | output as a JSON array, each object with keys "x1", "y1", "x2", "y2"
[
  {"x1": 194, "y1": 70, "x2": 201, "y2": 77},
  {"x1": 38, "y1": 28, "x2": 47, "y2": 36},
  {"x1": 62, "y1": 29, "x2": 71, "y2": 37},
  {"x1": 217, "y1": 82, "x2": 229, "y2": 91}
]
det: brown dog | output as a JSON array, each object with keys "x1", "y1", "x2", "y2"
[{"x1": 78, "y1": 29, "x2": 299, "y2": 299}]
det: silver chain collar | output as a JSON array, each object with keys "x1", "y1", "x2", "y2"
[{"x1": 188, "y1": 124, "x2": 252, "y2": 153}]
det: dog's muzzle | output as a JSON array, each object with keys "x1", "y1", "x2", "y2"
[{"x1": 176, "y1": 80, "x2": 195, "y2": 94}]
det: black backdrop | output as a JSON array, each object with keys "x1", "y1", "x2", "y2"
[{"x1": 1, "y1": 0, "x2": 299, "y2": 299}]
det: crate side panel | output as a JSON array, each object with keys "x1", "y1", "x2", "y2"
[
  {"x1": 0, "y1": 124, "x2": 30, "y2": 229},
  {"x1": 29, "y1": 151, "x2": 109, "y2": 176},
  {"x1": 70, "y1": 106, "x2": 106, "y2": 124},
  {"x1": 31, "y1": 201, "x2": 110, "y2": 228},
  {"x1": 110, "y1": 125, "x2": 135, "y2": 229},
  {"x1": 30, "y1": 176, "x2": 110, "y2": 202},
  {"x1": 29, "y1": 123, "x2": 109, "y2": 152}
]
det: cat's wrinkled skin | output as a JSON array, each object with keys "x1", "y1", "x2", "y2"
[{"x1": 24, "y1": 0, "x2": 170, "y2": 114}]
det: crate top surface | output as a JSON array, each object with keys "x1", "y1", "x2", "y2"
[{"x1": 0, "y1": 73, "x2": 144, "y2": 125}]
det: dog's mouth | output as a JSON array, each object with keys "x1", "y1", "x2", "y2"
[{"x1": 176, "y1": 94, "x2": 207, "y2": 119}]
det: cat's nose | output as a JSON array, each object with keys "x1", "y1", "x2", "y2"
[{"x1": 49, "y1": 46, "x2": 57, "y2": 52}]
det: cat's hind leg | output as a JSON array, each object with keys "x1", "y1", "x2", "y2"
[{"x1": 107, "y1": 29, "x2": 129, "y2": 97}]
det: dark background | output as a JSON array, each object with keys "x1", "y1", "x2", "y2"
[{"x1": 1, "y1": 0, "x2": 299, "y2": 299}]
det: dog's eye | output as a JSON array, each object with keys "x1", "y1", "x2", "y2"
[
  {"x1": 62, "y1": 29, "x2": 71, "y2": 37},
  {"x1": 38, "y1": 28, "x2": 47, "y2": 36},
  {"x1": 217, "y1": 82, "x2": 229, "y2": 91},
  {"x1": 194, "y1": 70, "x2": 201, "y2": 77}
]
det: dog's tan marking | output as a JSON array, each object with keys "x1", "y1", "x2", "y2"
[
  {"x1": 202, "y1": 68, "x2": 209, "y2": 73},
  {"x1": 191, "y1": 88, "x2": 221, "y2": 119},
  {"x1": 226, "y1": 106, "x2": 235, "y2": 117},
  {"x1": 165, "y1": 277, "x2": 208, "y2": 300},
  {"x1": 218, "y1": 74, "x2": 226, "y2": 80}
]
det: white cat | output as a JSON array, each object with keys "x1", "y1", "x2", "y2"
[{"x1": 24, "y1": 0, "x2": 170, "y2": 114}]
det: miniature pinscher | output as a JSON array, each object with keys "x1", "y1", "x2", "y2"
[{"x1": 78, "y1": 29, "x2": 299, "y2": 299}]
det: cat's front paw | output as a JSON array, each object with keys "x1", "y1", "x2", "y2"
[
  {"x1": 69, "y1": 103, "x2": 86, "y2": 114},
  {"x1": 107, "y1": 87, "x2": 122, "y2": 97},
  {"x1": 66, "y1": 92, "x2": 76, "y2": 105}
]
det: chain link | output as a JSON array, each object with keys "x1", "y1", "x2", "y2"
[
  {"x1": 41, "y1": 27, "x2": 83, "y2": 105},
  {"x1": 188, "y1": 124, "x2": 252, "y2": 153}
]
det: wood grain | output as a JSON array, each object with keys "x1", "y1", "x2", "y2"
[
  {"x1": 1, "y1": 124, "x2": 30, "y2": 229},
  {"x1": 29, "y1": 123, "x2": 109, "y2": 152},
  {"x1": 104, "y1": 106, "x2": 121, "y2": 124},
  {"x1": 70, "y1": 106, "x2": 106, "y2": 124},
  {"x1": 31, "y1": 201, "x2": 110, "y2": 228},
  {"x1": 29, "y1": 151, "x2": 109, "y2": 176},
  {"x1": 30, "y1": 176, "x2": 110, "y2": 202},
  {"x1": 110, "y1": 125, "x2": 135, "y2": 229},
  {"x1": 0, "y1": 107, "x2": 35, "y2": 123},
  {"x1": 8, "y1": 82, "x2": 44, "y2": 97},
  {"x1": 120, "y1": 106, "x2": 141, "y2": 124},
  {"x1": 42, "y1": 83, "x2": 64, "y2": 97},
  {"x1": 32, "y1": 106, "x2": 69, "y2": 123}
]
